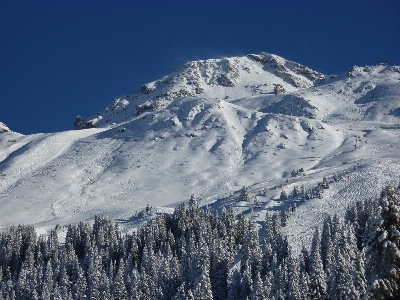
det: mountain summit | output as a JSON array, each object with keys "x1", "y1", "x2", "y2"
[{"x1": 74, "y1": 53, "x2": 328, "y2": 129}]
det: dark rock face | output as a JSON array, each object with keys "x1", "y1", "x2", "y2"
[
  {"x1": 274, "y1": 84, "x2": 286, "y2": 94},
  {"x1": 140, "y1": 83, "x2": 156, "y2": 94},
  {"x1": 0, "y1": 122, "x2": 11, "y2": 133},
  {"x1": 74, "y1": 116, "x2": 96, "y2": 130},
  {"x1": 135, "y1": 101, "x2": 160, "y2": 115}
]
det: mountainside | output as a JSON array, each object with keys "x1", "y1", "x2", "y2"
[{"x1": 1, "y1": 53, "x2": 400, "y2": 250}]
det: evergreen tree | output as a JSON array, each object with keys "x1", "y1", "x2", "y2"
[
  {"x1": 192, "y1": 269, "x2": 213, "y2": 300},
  {"x1": 353, "y1": 251, "x2": 367, "y2": 298},
  {"x1": 239, "y1": 186, "x2": 251, "y2": 202},
  {"x1": 240, "y1": 262, "x2": 252, "y2": 300},
  {"x1": 263, "y1": 272, "x2": 272, "y2": 299},
  {"x1": 365, "y1": 186, "x2": 400, "y2": 299},
  {"x1": 235, "y1": 214, "x2": 247, "y2": 245},
  {"x1": 240, "y1": 229, "x2": 262, "y2": 278},
  {"x1": 292, "y1": 185, "x2": 300, "y2": 197},
  {"x1": 112, "y1": 262, "x2": 128, "y2": 300},
  {"x1": 227, "y1": 269, "x2": 242, "y2": 300},
  {"x1": 189, "y1": 194, "x2": 198, "y2": 208},
  {"x1": 173, "y1": 283, "x2": 186, "y2": 300},
  {"x1": 322, "y1": 176, "x2": 329, "y2": 189},
  {"x1": 287, "y1": 257, "x2": 302, "y2": 300},
  {"x1": 300, "y1": 271, "x2": 311, "y2": 300},
  {"x1": 308, "y1": 229, "x2": 326, "y2": 299},
  {"x1": 249, "y1": 272, "x2": 268, "y2": 300},
  {"x1": 210, "y1": 240, "x2": 230, "y2": 300},
  {"x1": 280, "y1": 189, "x2": 288, "y2": 200},
  {"x1": 86, "y1": 247, "x2": 102, "y2": 300}
]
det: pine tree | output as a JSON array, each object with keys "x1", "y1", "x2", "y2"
[
  {"x1": 287, "y1": 257, "x2": 302, "y2": 300},
  {"x1": 292, "y1": 185, "x2": 300, "y2": 197},
  {"x1": 86, "y1": 247, "x2": 102, "y2": 300},
  {"x1": 263, "y1": 272, "x2": 272, "y2": 299},
  {"x1": 353, "y1": 251, "x2": 367, "y2": 298},
  {"x1": 239, "y1": 186, "x2": 251, "y2": 202},
  {"x1": 240, "y1": 229, "x2": 262, "y2": 278},
  {"x1": 190, "y1": 231, "x2": 210, "y2": 291},
  {"x1": 235, "y1": 213, "x2": 247, "y2": 246},
  {"x1": 300, "y1": 271, "x2": 311, "y2": 300},
  {"x1": 173, "y1": 283, "x2": 187, "y2": 300},
  {"x1": 41, "y1": 260, "x2": 54, "y2": 299},
  {"x1": 98, "y1": 270, "x2": 112, "y2": 300},
  {"x1": 300, "y1": 246, "x2": 310, "y2": 274},
  {"x1": 240, "y1": 262, "x2": 252, "y2": 300},
  {"x1": 227, "y1": 269, "x2": 242, "y2": 300},
  {"x1": 308, "y1": 229, "x2": 326, "y2": 299},
  {"x1": 328, "y1": 235, "x2": 358, "y2": 300},
  {"x1": 189, "y1": 194, "x2": 198, "y2": 208},
  {"x1": 365, "y1": 186, "x2": 400, "y2": 299},
  {"x1": 192, "y1": 269, "x2": 213, "y2": 300},
  {"x1": 249, "y1": 272, "x2": 268, "y2": 300},
  {"x1": 261, "y1": 241, "x2": 273, "y2": 276},
  {"x1": 112, "y1": 262, "x2": 128, "y2": 300},
  {"x1": 321, "y1": 214, "x2": 332, "y2": 270},
  {"x1": 280, "y1": 189, "x2": 288, "y2": 200},
  {"x1": 322, "y1": 176, "x2": 329, "y2": 189},
  {"x1": 210, "y1": 240, "x2": 230, "y2": 300}
]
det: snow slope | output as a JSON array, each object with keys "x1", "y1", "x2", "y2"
[{"x1": 1, "y1": 54, "x2": 399, "y2": 249}]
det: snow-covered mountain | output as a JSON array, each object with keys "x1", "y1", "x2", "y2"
[
  {"x1": 74, "y1": 53, "x2": 328, "y2": 130},
  {"x1": 1, "y1": 53, "x2": 399, "y2": 250}
]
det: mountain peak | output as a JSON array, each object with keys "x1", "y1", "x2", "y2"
[
  {"x1": 0, "y1": 122, "x2": 11, "y2": 133},
  {"x1": 76, "y1": 52, "x2": 326, "y2": 129}
]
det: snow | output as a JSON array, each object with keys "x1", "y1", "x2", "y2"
[{"x1": 0, "y1": 54, "x2": 399, "y2": 253}]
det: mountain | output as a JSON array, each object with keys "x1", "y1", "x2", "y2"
[
  {"x1": 74, "y1": 53, "x2": 327, "y2": 130},
  {"x1": 1, "y1": 53, "x2": 400, "y2": 251}
]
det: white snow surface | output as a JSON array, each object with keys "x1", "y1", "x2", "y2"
[{"x1": 1, "y1": 53, "x2": 400, "y2": 252}]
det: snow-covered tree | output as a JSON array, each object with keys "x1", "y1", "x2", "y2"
[
  {"x1": 189, "y1": 194, "x2": 198, "y2": 208},
  {"x1": 280, "y1": 189, "x2": 288, "y2": 200},
  {"x1": 308, "y1": 229, "x2": 326, "y2": 299},
  {"x1": 365, "y1": 186, "x2": 400, "y2": 299},
  {"x1": 249, "y1": 272, "x2": 269, "y2": 300},
  {"x1": 192, "y1": 269, "x2": 213, "y2": 300},
  {"x1": 239, "y1": 186, "x2": 251, "y2": 202}
]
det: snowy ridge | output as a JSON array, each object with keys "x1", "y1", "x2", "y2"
[
  {"x1": 0, "y1": 122, "x2": 11, "y2": 133},
  {"x1": 0, "y1": 54, "x2": 399, "y2": 251},
  {"x1": 76, "y1": 53, "x2": 327, "y2": 129}
]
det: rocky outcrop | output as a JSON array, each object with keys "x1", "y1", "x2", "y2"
[
  {"x1": 136, "y1": 101, "x2": 160, "y2": 115},
  {"x1": 74, "y1": 116, "x2": 96, "y2": 130},
  {"x1": 0, "y1": 122, "x2": 11, "y2": 133},
  {"x1": 274, "y1": 84, "x2": 286, "y2": 94},
  {"x1": 140, "y1": 83, "x2": 156, "y2": 94},
  {"x1": 79, "y1": 52, "x2": 327, "y2": 128},
  {"x1": 248, "y1": 52, "x2": 326, "y2": 88}
]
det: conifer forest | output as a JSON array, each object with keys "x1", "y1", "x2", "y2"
[{"x1": 0, "y1": 185, "x2": 399, "y2": 300}]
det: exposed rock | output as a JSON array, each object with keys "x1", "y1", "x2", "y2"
[
  {"x1": 217, "y1": 73, "x2": 236, "y2": 87},
  {"x1": 348, "y1": 66, "x2": 360, "y2": 77},
  {"x1": 140, "y1": 83, "x2": 156, "y2": 94},
  {"x1": 274, "y1": 84, "x2": 286, "y2": 94},
  {"x1": 247, "y1": 53, "x2": 267, "y2": 64},
  {"x1": 136, "y1": 101, "x2": 160, "y2": 115},
  {"x1": 162, "y1": 89, "x2": 195, "y2": 101},
  {"x1": 0, "y1": 122, "x2": 11, "y2": 133},
  {"x1": 74, "y1": 116, "x2": 96, "y2": 130}
]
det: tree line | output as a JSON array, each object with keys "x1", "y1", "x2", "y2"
[{"x1": 0, "y1": 184, "x2": 399, "y2": 299}]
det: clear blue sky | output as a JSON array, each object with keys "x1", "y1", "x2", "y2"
[{"x1": 1, "y1": 1, "x2": 399, "y2": 134}]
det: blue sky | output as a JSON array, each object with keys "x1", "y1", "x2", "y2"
[{"x1": 1, "y1": 1, "x2": 399, "y2": 134}]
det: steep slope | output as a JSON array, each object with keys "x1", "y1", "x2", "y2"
[
  {"x1": 74, "y1": 53, "x2": 326, "y2": 129},
  {"x1": 0, "y1": 54, "x2": 399, "y2": 243}
]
